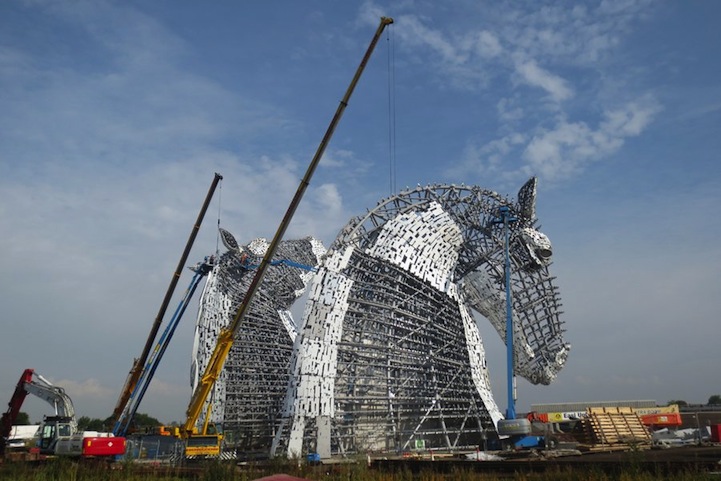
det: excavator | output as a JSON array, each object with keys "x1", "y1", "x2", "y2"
[
  {"x1": 0, "y1": 369, "x2": 126, "y2": 459},
  {"x1": 179, "y1": 16, "x2": 394, "y2": 459}
]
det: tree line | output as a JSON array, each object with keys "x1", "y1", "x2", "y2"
[
  {"x1": 668, "y1": 394, "x2": 721, "y2": 407},
  {"x1": 12, "y1": 395, "x2": 721, "y2": 428},
  {"x1": 12, "y1": 412, "x2": 164, "y2": 432}
]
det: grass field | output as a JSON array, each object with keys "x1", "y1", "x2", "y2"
[{"x1": 0, "y1": 458, "x2": 719, "y2": 481}]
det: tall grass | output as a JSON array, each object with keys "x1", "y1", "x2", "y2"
[{"x1": 0, "y1": 459, "x2": 717, "y2": 481}]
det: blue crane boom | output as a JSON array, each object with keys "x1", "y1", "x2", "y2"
[
  {"x1": 113, "y1": 258, "x2": 215, "y2": 437},
  {"x1": 112, "y1": 173, "x2": 223, "y2": 427},
  {"x1": 112, "y1": 253, "x2": 312, "y2": 437}
]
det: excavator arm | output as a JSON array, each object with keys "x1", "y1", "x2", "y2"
[
  {"x1": 0, "y1": 369, "x2": 34, "y2": 454},
  {"x1": 22, "y1": 373, "x2": 75, "y2": 421},
  {"x1": 2, "y1": 369, "x2": 126, "y2": 458}
]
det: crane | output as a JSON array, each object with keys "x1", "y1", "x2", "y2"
[
  {"x1": 181, "y1": 16, "x2": 394, "y2": 458},
  {"x1": 112, "y1": 257, "x2": 215, "y2": 437},
  {"x1": 111, "y1": 173, "x2": 222, "y2": 432}
]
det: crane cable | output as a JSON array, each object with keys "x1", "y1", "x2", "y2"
[{"x1": 386, "y1": 23, "x2": 397, "y2": 195}]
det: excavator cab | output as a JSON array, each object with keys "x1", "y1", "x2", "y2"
[{"x1": 37, "y1": 416, "x2": 73, "y2": 453}]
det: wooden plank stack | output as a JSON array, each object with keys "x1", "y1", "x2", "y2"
[{"x1": 574, "y1": 407, "x2": 651, "y2": 451}]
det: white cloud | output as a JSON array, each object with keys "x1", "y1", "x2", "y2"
[
  {"x1": 480, "y1": 133, "x2": 527, "y2": 169},
  {"x1": 499, "y1": 0, "x2": 652, "y2": 65},
  {"x1": 290, "y1": 183, "x2": 347, "y2": 244},
  {"x1": 522, "y1": 97, "x2": 660, "y2": 181},
  {"x1": 600, "y1": 96, "x2": 661, "y2": 136},
  {"x1": 524, "y1": 121, "x2": 594, "y2": 180},
  {"x1": 357, "y1": 0, "x2": 659, "y2": 191},
  {"x1": 144, "y1": 378, "x2": 188, "y2": 397},
  {"x1": 450, "y1": 94, "x2": 661, "y2": 184},
  {"x1": 513, "y1": 57, "x2": 573, "y2": 103},
  {"x1": 497, "y1": 97, "x2": 524, "y2": 123},
  {"x1": 355, "y1": 0, "x2": 652, "y2": 102},
  {"x1": 320, "y1": 149, "x2": 354, "y2": 168},
  {"x1": 475, "y1": 30, "x2": 503, "y2": 59},
  {"x1": 51, "y1": 378, "x2": 115, "y2": 399},
  {"x1": 448, "y1": 132, "x2": 526, "y2": 182},
  {"x1": 314, "y1": 183, "x2": 343, "y2": 215},
  {"x1": 387, "y1": 12, "x2": 495, "y2": 89},
  {"x1": 400, "y1": 14, "x2": 464, "y2": 66}
]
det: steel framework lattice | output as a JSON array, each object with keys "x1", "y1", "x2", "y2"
[
  {"x1": 190, "y1": 233, "x2": 325, "y2": 453},
  {"x1": 192, "y1": 178, "x2": 569, "y2": 458},
  {"x1": 272, "y1": 178, "x2": 568, "y2": 457}
]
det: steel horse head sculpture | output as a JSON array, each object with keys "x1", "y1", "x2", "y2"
[
  {"x1": 191, "y1": 229, "x2": 326, "y2": 452},
  {"x1": 272, "y1": 177, "x2": 569, "y2": 458}
]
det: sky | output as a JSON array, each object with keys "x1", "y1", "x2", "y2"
[{"x1": 1, "y1": 0, "x2": 720, "y2": 425}]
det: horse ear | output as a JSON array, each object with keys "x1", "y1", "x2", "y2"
[
  {"x1": 517, "y1": 177, "x2": 537, "y2": 221},
  {"x1": 219, "y1": 227, "x2": 240, "y2": 251}
]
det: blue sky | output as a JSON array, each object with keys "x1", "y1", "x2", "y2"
[{"x1": 1, "y1": 0, "x2": 720, "y2": 424}]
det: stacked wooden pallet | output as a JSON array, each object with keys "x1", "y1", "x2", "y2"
[{"x1": 574, "y1": 407, "x2": 651, "y2": 451}]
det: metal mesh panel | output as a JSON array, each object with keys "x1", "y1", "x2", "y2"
[
  {"x1": 195, "y1": 179, "x2": 569, "y2": 459},
  {"x1": 275, "y1": 180, "x2": 568, "y2": 457}
]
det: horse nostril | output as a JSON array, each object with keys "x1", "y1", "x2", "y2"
[{"x1": 536, "y1": 248, "x2": 552, "y2": 259}]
